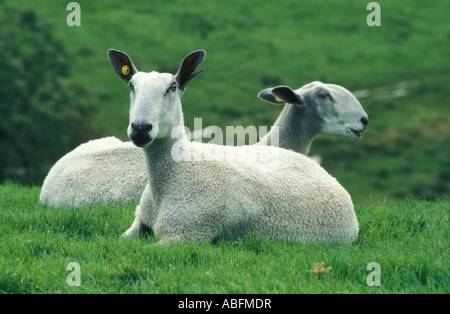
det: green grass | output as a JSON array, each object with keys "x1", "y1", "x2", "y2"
[{"x1": 0, "y1": 182, "x2": 448, "y2": 294}]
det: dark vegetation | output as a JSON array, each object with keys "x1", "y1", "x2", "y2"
[{"x1": 0, "y1": 4, "x2": 102, "y2": 183}]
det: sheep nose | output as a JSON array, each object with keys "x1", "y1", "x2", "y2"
[
  {"x1": 361, "y1": 117, "x2": 368, "y2": 127},
  {"x1": 131, "y1": 122, "x2": 153, "y2": 134}
]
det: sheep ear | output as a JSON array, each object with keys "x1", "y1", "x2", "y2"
[
  {"x1": 257, "y1": 88, "x2": 285, "y2": 105},
  {"x1": 175, "y1": 50, "x2": 206, "y2": 90},
  {"x1": 271, "y1": 86, "x2": 305, "y2": 106},
  {"x1": 107, "y1": 49, "x2": 138, "y2": 83}
]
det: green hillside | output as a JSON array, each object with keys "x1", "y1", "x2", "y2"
[{"x1": 1, "y1": 0, "x2": 449, "y2": 202}]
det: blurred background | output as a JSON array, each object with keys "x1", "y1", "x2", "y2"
[{"x1": 0, "y1": 0, "x2": 448, "y2": 203}]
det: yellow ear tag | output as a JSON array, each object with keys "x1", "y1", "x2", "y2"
[
  {"x1": 122, "y1": 65, "x2": 131, "y2": 76},
  {"x1": 275, "y1": 97, "x2": 283, "y2": 103}
]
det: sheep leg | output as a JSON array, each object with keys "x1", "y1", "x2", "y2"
[
  {"x1": 122, "y1": 207, "x2": 152, "y2": 238},
  {"x1": 153, "y1": 215, "x2": 219, "y2": 245},
  {"x1": 122, "y1": 218, "x2": 152, "y2": 238},
  {"x1": 156, "y1": 234, "x2": 185, "y2": 245}
]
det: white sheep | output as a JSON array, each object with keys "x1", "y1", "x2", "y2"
[
  {"x1": 40, "y1": 82, "x2": 367, "y2": 208},
  {"x1": 40, "y1": 136, "x2": 146, "y2": 207},
  {"x1": 258, "y1": 82, "x2": 368, "y2": 154},
  {"x1": 39, "y1": 136, "x2": 147, "y2": 207},
  {"x1": 108, "y1": 48, "x2": 358, "y2": 244}
]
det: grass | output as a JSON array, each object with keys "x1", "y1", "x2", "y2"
[{"x1": 0, "y1": 182, "x2": 448, "y2": 294}]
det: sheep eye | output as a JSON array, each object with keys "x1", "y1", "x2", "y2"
[
  {"x1": 129, "y1": 83, "x2": 134, "y2": 92},
  {"x1": 165, "y1": 83, "x2": 177, "y2": 95}
]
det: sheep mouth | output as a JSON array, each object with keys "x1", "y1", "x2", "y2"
[
  {"x1": 349, "y1": 128, "x2": 365, "y2": 138},
  {"x1": 130, "y1": 135, "x2": 154, "y2": 148}
]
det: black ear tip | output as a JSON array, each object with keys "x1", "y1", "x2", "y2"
[
  {"x1": 257, "y1": 88, "x2": 271, "y2": 98},
  {"x1": 196, "y1": 50, "x2": 206, "y2": 63},
  {"x1": 107, "y1": 49, "x2": 123, "y2": 62},
  {"x1": 107, "y1": 49, "x2": 118, "y2": 56},
  {"x1": 195, "y1": 49, "x2": 206, "y2": 56},
  {"x1": 189, "y1": 49, "x2": 206, "y2": 63},
  {"x1": 271, "y1": 87, "x2": 287, "y2": 99},
  {"x1": 107, "y1": 49, "x2": 129, "y2": 59},
  {"x1": 272, "y1": 85, "x2": 291, "y2": 93}
]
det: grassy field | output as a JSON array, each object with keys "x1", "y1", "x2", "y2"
[{"x1": 0, "y1": 182, "x2": 448, "y2": 294}]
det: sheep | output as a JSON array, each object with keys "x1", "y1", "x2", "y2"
[
  {"x1": 108, "y1": 48, "x2": 358, "y2": 244},
  {"x1": 40, "y1": 83, "x2": 367, "y2": 208},
  {"x1": 258, "y1": 82, "x2": 368, "y2": 155},
  {"x1": 40, "y1": 136, "x2": 147, "y2": 207}
]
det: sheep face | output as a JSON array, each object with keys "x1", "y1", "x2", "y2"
[
  {"x1": 127, "y1": 72, "x2": 183, "y2": 148},
  {"x1": 108, "y1": 49, "x2": 205, "y2": 148},
  {"x1": 304, "y1": 82, "x2": 368, "y2": 141},
  {"x1": 259, "y1": 81, "x2": 368, "y2": 141}
]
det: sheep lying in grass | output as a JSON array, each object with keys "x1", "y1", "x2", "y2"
[
  {"x1": 40, "y1": 136, "x2": 147, "y2": 207},
  {"x1": 40, "y1": 82, "x2": 367, "y2": 208},
  {"x1": 109, "y1": 48, "x2": 358, "y2": 244},
  {"x1": 258, "y1": 82, "x2": 368, "y2": 154}
]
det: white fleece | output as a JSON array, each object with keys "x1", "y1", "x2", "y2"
[{"x1": 40, "y1": 137, "x2": 147, "y2": 207}]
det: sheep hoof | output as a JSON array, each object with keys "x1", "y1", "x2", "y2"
[{"x1": 122, "y1": 228, "x2": 138, "y2": 239}]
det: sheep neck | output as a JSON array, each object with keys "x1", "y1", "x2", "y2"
[
  {"x1": 142, "y1": 133, "x2": 190, "y2": 200},
  {"x1": 265, "y1": 104, "x2": 318, "y2": 155}
]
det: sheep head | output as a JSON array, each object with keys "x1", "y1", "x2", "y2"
[
  {"x1": 107, "y1": 49, "x2": 206, "y2": 148},
  {"x1": 258, "y1": 81, "x2": 368, "y2": 141}
]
